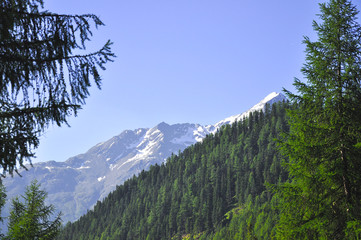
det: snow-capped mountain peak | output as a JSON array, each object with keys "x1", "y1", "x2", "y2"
[
  {"x1": 3, "y1": 92, "x2": 287, "y2": 224},
  {"x1": 211, "y1": 92, "x2": 286, "y2": 131},
  {"x1": 249, "y1": 92, "x2": 286, "y2": 112}
]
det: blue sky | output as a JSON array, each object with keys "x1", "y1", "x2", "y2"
[{"x1": 33, "y1": 0, "x2": 357, "y2": 162}]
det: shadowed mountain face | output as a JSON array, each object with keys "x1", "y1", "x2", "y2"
[{"x1": 3, "y1": 92, "x2": 286, "y2": 223}]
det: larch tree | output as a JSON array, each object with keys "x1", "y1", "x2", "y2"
[
  {"x1": 276, "y1": 0, "x2": 361, "y2": 239},
  {"x1": 0, "y1": 0, "x2": 114, "y2": 175}
]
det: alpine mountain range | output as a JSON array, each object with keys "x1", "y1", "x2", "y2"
[{"x1": 3, "y1": 92, "x2": 286, "y2": 223}]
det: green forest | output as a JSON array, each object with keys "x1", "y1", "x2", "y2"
[
  {"x1": 2, "y1": 0, "x2": 361, "y2": 239},
  {"x1": 56, "y1": 0, "x2": 361, "y2": 238},
  {"x1": 56, "y1": 101, "x2": 290, "y2": 240}
]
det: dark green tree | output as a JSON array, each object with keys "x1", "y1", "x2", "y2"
[
  {"x1": 0, "y1": 184, "x2": 6, "y2": 238},
  {"x1": 276, "y1": 0, "x2": 361, "y2": 238},
  {"x1": 0, "y1": 0, "x2": 114, "y2": 175},
  {"x1": 6, "y1": 180, "x2": 62, "y2": 239}
]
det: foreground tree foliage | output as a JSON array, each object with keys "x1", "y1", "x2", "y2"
[
  {"x1": 56, "y1": 101, "x2": 290, "y2": 240},
  {"x1": 6, "y1": 180, "x2": 62, "y2": 240},
  {"x1": 0, "y1": 0, "x2": 114, "y2": 175},
  {"x1": 276, "y1": 0, "x2": 361, "y2": 239}
]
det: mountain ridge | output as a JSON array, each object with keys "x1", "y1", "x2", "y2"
[{"x1": 3, "y1": 92, "x2": 287, "y2": 223}]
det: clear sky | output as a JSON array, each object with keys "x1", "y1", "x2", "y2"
[{"x1": 33, "y1": 0, "x2": 359, "y2": 162}]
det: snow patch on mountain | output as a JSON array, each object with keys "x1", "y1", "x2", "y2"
[
  {"x1": 97, "y1": 176, "x2": 106, "y2": 182},
  {"x1": 212, "y1": 92, "x2": 284, "y2": 130}
]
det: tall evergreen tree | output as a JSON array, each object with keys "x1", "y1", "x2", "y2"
[
  {"x1": 0, "y1": 0, "x2": 114, "y2": 175},
  {"x1": 276, "y1": 0, "x2": 361, "y2": 238},
  {"x1": 6, "y1": 180, "x2": 62, "y2": 239}
]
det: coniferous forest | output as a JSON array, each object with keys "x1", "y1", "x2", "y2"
[
  {"x1": 2, "y1": 0, "x2": 361, "y2": 239},
  {"x1": 56, "y1": 101, "x2": 290, "y2": 240}
]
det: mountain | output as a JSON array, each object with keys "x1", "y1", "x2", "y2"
[
  {"x1": 56, "y1": 96, "x2": 291, "y2": 240},
  {"x1": 3, "y1": 92, "x2": 286, "y2": 223}
]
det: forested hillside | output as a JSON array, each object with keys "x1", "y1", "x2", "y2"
[{"x1": 56, "y1": 101, "x2": 290, "y2": 240}]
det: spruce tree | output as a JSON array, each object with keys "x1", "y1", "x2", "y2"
[
  {"x1": 276, "y1": 0, "x2": 361, "y2": 238},
  {"x1": 0, "y1": 0, "x2": 114, "y2": 175},
  {"x1": 6, "y1": 180, "x2": 62, "y2": 239}
]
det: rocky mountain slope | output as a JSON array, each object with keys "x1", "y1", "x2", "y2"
[{"x1": 3, "y1": 92, "x2": 286, "y2": 223}]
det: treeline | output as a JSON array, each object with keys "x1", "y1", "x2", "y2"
[{"x1": 56, "y1": 101, "x2": 290, "y2": 240}]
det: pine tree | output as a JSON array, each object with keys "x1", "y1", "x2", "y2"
[
  {"x1": 6, "y1": 180, "x2": 62, "y2": 239},
  {"x1": 0, "y1": 0, "x2": 114, "y2": 175},
  {"x1": 276, "y1": 0, "x2": 361, "y2": 238}
]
